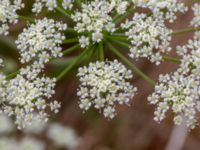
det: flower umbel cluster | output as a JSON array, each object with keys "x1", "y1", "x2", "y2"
[
  {"x1": 47, "y1": 123, "x2": 80, "y2": 149},
  {"x1": 0, "y1": 67, "x2": 60, "y2": 129},
  {"x1": 176, "y1": 33, "x2": 200, "y2": 57},
  {"x1": 72, "y1": 0, "x2": 130, "y2": 47},
  {"x1": 121, "y1": 13, "x2": 172, "y2": 65},
  {"x1": 0, "y1": 0, "x2": 24, "y2": 35},
  {"x1": 77, "y1": 60, "x2": 137, "y2": 119},
  {"x1": 32, "y1": 0, "x2": 74, "y2": 14},
  {"x1": 133, "y1": 0, "x2": 188, "y2": 22},
  {"x1": 16, "y1": 18, "x2": 67, "y2": 68},
  {"x1": 148, "y1": 71, "x2": 200, "y2": 129},
  {"x1": 150, "y1": 29, "x2": 200, "y2": 129},
  {"x1": 191, "y1": 3, "x2": 200, "y2": 28}
]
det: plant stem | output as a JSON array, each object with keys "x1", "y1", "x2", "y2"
[
  {"x1": 65, "y1": 27, "x2": 77, "y2": 33},
  {"x1": 106, "y1": 41, "x2": 156, "y2": 86},
  {"x1": 114, "y1": 7, "x2": 135, "y2": 25},
  {"x1": 106, "y1": 35, "x2": 128, "y2": 41},
  {"x1": 56, "y1": 6, "x2": 71, "y2": 19},
  {"x1": 98, "y1": 42, "x2": 104, "y2": 61},
  {"x1": 108, "y1": 37, "x2": 130, "y2": 48},
  {"x1": 18, "y1": 15, "x2": 35, "y2": 22},
  {"x1": 172, "y1": 27, "x2": 200, "y2": 35},
  {"x1": 56, "y1": 46, "x2": 92, "y2": 81},
  {"x1": 75, "y1": 0, "x2": 82, "y2": 9},
  {"x1": 108, "y1": 38, "x2": 182, "y2": 64},
  {"x1": 163, "y1": 56, "x2": 181, "y2": 64},
  {"x1": 62, "y1": 44, "x2": 80, "y2": 55},
  {"x1": 63, "y1": 38, "x2": 78, "y2": 44},
  {"x1": 6, "y1": 70, "x2": 20, "y2": 80}
]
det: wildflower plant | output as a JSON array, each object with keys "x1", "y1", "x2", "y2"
[{"x1": 1, "y1": 0, "x2": 200, "y2": 131}]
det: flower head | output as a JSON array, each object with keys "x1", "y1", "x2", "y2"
[
  {"x1": 77, "y1": 60, "x2": 137, "y2": 119},
  {"x1": 191, "y1": 3, "x2": 200, "y2": 28},
  {"x1": 47, "y1": 123, "x2": 80, "y2": 149},
  {"x1": 72, "y1": 0, "x2": 130, "y2": 46},
  {"x1": 132, "y1": 0, "x2": 188, "y2": 22},
  {"x1": 121, "y1": 13, "x2": 172, "y2": 65},
  {"x1": 148, "y1": 71, "x2": 200, "y2": 129},
  {"x1": 16, "y1": 18, "x2": 67, "y2": 68},
  {"x1": 0, "y1": 0, "x2": 24, "y2": 35},
  {"x1": 32, "y1": 0, "x2": 74, "y2": 14}
]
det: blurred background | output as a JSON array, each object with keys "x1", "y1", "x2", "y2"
[{"x1": 0, "y1": 0, "x2": 200, "y2": 150}]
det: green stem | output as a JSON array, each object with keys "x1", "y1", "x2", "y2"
[
  {"x1": 109, "y1": 38, "x2": 182, "y2": 64},
  {"x1": 98, "y1": 42, "x2": 104, "y2": 61},
  {"x1": 6, "y1": 70, "x2": 20, "y2": 80},
  {"x1": 62, "y1": 44, "x2": 80, "y2": 55},
  {"x1": 65, "y1": 27, "x2": 77, "y2": 33},
  {"x1": 172, "y1": 27, "x2": 200, "y2": 35},
  {"x1": 107, "y1": 37, "x2": 130, "y2": 48},
  {"x1": 56, "y1": 6, "x2": 71, "y2": 19},
  {"x1": 106, "y1": 41, "x2": 156, "y2": 86},
  {"x1": 75, "y1": 0, "x2": 82, "y2": 9},
  {"x1": 114, "y1": 6, "x2": 135, "y2": 25},
  {"x1": 106, "y1": 35, "x2": 128, "y2": 41},
  {"x1": 63, "y1": 38, "x2": 78, "y2": 44},
  {"x1": 56, "y1": 46, "x2": 92, "y2": 81},
  {"x1": 163, "y1": 56, "x2": 181, "y2": 64},
  {"x1": 18, "y1": 15, "x2": 35, "y2": 22}
]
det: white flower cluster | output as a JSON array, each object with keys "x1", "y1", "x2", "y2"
[
  {"x1": 47, "y1": 123, "x2": 80, "y2": 149},
  {"x1": 0, "y1": 137, "x2": 45, "y2": 150},
  {"x1": 77, "y1": 60, "x2": 137, "y2": 119},
  {"x1": 149, "y1": 31, "x2": 200, "y2": 129},
  {"x1": 110, "y1": 0, "x2": 130, "y2": 15},
  {"x1": 72, "y1": 0, "x2": 130, "y2": 47},
  {"x1": 0, "y1": 68, "x2": 60, "y2": 129},
  {"x1": 121, "y1": 13, "x2": 172, "y2": 65},
  {"x1": 148, "y1": 71, "x2": 200, "y2": 129},
  {"x1": 191, "y1": 3, "x2": 200, "y2": 28},
  {"x1": 0, "y1": 113, "x2": 80, "y2": 150},
  {"x1": 132, "y1": 0, "x2": 188, "y2": 22},
  {"x1": 32, "y1": 0, "x2": 74, "y2": 14},
  {"x1": 176, "y1": 31, "x2": 200, "y2": 56},
  {"x1": 0, "y1": 18, "x2": 67, "y2": 129},
  {"x1": 0, "y1": 0, "x2": 24, "y2": 35},
  {"x1": 19, "y1": 137, "x2": 45, "y2": 150},
  {"x1": 16, "y1": 18, "x2": 67, "y2": 69}
]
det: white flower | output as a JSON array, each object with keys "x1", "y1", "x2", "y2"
[
  {"x1": 191, "y1": 3, "x2": 200, "y2": 28},
  {"x1": 0, "y1": 64, "x2": 60, "y2": 129},
  {"x1": 110, "y1": 0, "x2": 130, "y2": 15},
  {"x1": 148, "y1": 71, "x2": 200, "y2": 129},
  {"x1": 16, "y1": 18, "x2": 67, "y2": 68},
  {"x1": 32, "y1": 0, "x2": 57, "y2": 13},
  {"x1": 19, "y1": 137, "x2": 45, "y2": 150},
  {"x1": 32, "y1": 0, "x2": 74, "y2": 14},
  {"x1": 50, "y1": 101, "x2": 61, "y2": 113},
  {"x1": 77, "y1": 60, "x2": 137, "y2": 119},
  {"x1": 121, "y1": 13, "x2": 172, "y2": 65},
  {"x1": 47, "y1": 123, "x2": 80, "y2": 149},
  {"x1": 79, "y1": 36, "x2": 90, "y2": 48},
  {"x1": 92, "y1": 31, "x2": 103, "y2": 43},
  {"x1": 176, "y1": 32, "x2": 200, "y2": 56},
  {"x1": 62, "y1": 0, "x2": 74, "y2": 10},
  {"x1": 132, "y1": 0, "x2": 188, "y2": 22},
  {"x1": 24, "y1": 115, "x2": 47, "y2": 134},
  {"x1": 72, "y1": 0, "x2": 118, "y2": 45},
  {"x1": 0, "y1": 0, "x2": 24, "y2": 35}
]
